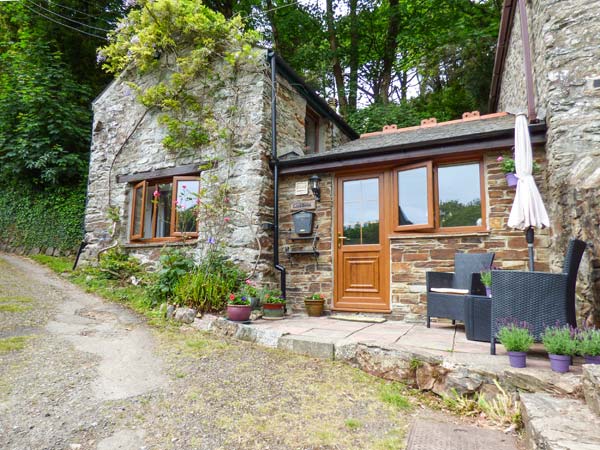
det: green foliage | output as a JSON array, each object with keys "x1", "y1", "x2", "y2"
[
  {"x1": 147, "y1": 248, "x2": 196, "y2": 306},
  {"x1": 379, "y1": 383, "x2": 412, "y2": 410},
  {"x1": 498, "y1": 155, "x2": 541, "y2": 174},
  {"x1": 480, "y1": 271, "x2": 492, "y2": 288},
  {"x1": 541, "y1": 325, "x2": 577, "y2": 356},
  {"x1": 172, "y1": 250, "x2": 246, "y2": 312},
  {"x1": 0, "y1": 184, "x2": 85, "y2": 252},
  {"x1": 497, "y1": 324, "x2": 534, "y2": 352},
  {"x1": 344, "y1": 418, "x2": 362, "y2": 430},
  {"x1": 307, "y1": 293, "x2": 326, "y2": 301},
  {"x1": 577, "y1": 328, "x2": 600, "y2": 357},
  {"x1": 98, "y1": 246, "x2": 144, "y2": 282},
  {"x1": 100, "y1": 0, "x2": 260, "y2": 154},
  {"x1": 260, "y1": 287, "x2": 285, "y2": 305}
]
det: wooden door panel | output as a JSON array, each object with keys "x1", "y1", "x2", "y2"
[
  {"x1": 343, "y1": 253, "x2": 380, "y2": 293},
  {"x1": 334, "y1": 173, "x2": 390, "y2": 313}
]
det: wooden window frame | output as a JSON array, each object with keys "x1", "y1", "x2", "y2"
[
  {"x1": 388, "y1": 157, "x2": 486, "y2": 235},
  {"x1": 433, "y1": 159, "x2": 486, "y2": 233},
  {"x1": 129, "y1": 176, "x2": 200, "y2": 243},
  {"x1": 171, "y1": 176, "x2": 201, "y2": 237},
  {"x1": 393, "y1": 160, "x2": 434, "y2": 232}
]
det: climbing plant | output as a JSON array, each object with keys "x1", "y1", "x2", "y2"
[{"x1": 99, "y1": 0, "x2": 263, "y2": 267}]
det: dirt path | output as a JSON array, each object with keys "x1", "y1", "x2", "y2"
[{"x1": 0, "y1": 254, "x2": 414, "y2": 449}]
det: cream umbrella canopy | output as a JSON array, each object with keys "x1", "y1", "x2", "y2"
[{"x1": 507, "y1": 114, "x2": 550, "y2": 270}]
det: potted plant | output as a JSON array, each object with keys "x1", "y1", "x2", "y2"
[
  {"x1": 226, "y1": 292, "x2": 252, "y2": 322},
  {"x1": 541, "y1": 324, "x2": 577, "y2": 373},
  {"x1": 480, "y1": 270, "x2": 492, "y2": 297},
  {"x1": 305, "y1": 293, "x2": 325, "y2": 317},
  {"x1": 261, "y1": 288, "x2": 286, "y2": 319},
  {"x1": 578, "y1": 327, "x2": 600, "y2": 365},
  {"x1": 496, "y1": 319, "x2": 534, "y2": 368},
  {"x1": 241, "y1": 279, "x2": 259, "y2": 309},
  {"x1": 497, "y1": 155, "x2": 540, "y2": 188}
]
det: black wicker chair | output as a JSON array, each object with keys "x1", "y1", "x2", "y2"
[
  {"x1": 490, "y1": 239, "x2": 587, "y2": 354},
  {"x1": 426, "y1": 253, "x2": 495, "y2": 328}
]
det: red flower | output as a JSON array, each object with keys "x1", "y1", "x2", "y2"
[
  {"x1": 224, "y1": 217, "x2": 231, "y2": 223},
  {"x1": 229, "y1": 293, "x2": 235, "y2": 301},
  {"x1": 319, "y1": 294, "x2": 324, "y2": 299}
]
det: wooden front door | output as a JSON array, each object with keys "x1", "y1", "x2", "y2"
[{"x1": 334, "y1": 173, "x2": 390, "y2": 312}]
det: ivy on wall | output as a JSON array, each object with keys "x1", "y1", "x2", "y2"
[{"x1": 0, "y1": 185, "x2": 86, "y2": 253}]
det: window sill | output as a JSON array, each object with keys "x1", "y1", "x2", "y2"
[
  {"x1": 388, "y1": 230, "x2": 490, "y2": 240},
  {"x1": 123, "y1": 240, "x2": 197, "y2": 249}
]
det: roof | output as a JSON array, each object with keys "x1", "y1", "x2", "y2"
[
  {"x1": 269, "y1": 51, "x2": 359, "y2": 140},
  {"x1": 279, "y1": 112, "x2": 547, "y2": 175},
  {"x1": 489, "y1": 0, "x2": 517, "y2": 112}
]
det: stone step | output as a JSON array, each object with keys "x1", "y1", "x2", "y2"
[
  {"x1": 520, "y1": 393, "x2": 600, "y2": 450},
  {"x1": 583, "y1": 364, "x2": 600, "y2": 416}
]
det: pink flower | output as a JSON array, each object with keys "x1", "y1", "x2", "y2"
[
  {"x1": 196, "y1": 199, "x2": 201, "y2": 205},
  {"x1": 224, "y1": 197, "x2": 230, "y2": 203},
  {"x1": 182, "y1": 185, "x2": 187, "y2": 190},
  {"x1": 497, "y1": 156, "x2": 504, "y2": 162},
  {"x1": 319, "y1": 294, "x2": 324, "y2": 299},
  {"x1": 245, "y1": 279, "x2": 251, "y2": 285},
  {"x1": 224, "y1": 217, "x2": 230, "y2": 223},
  {"x1": 175, "y1": 200, "x2": 180, "y2": 206},
  {"x1": 153, "y1": 190, "x2": 160, "y2": 198}
]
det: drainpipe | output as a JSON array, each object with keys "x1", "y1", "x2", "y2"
[{"x1": 268, "y1": 49, "x2": 286, "y2": 300}]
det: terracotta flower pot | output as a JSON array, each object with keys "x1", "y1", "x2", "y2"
[
  {"x1": 227, "y1": 304, "x2": 251, "y2": 322},
  {"x1": 508, "y1": 351, "x2": 527, "y2": 368},
  {"x1": 304, "y1": 299, "x2": 324, "y2": 317},
  {"x1": 263, "y1": 303, "x2": 285, "y2": 319},
  {"x1": 505, "y1": 173, "x2": 518, "y2": 187},
  {"x1": 549, "y1": 354, "x2": 570, "y2": 373}
]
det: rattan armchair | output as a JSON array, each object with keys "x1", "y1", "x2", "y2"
[
  {"x1": 426, "y1": 253, "x2": 495, "y2": 328},
  {"x1": 490, "y1": 239, "x2": 587, "y2": 354}
]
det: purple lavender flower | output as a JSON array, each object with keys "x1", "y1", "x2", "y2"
[
  {"x1": 96, "y1": 51, "x2": 106, "y2": 64},
  {"x1": 207, "y1": 237, "x2": 216, "y2": 245}
]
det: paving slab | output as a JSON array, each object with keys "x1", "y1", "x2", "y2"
[{"x1": 406, "y1": 419, "x2": 518, "y2": 450}]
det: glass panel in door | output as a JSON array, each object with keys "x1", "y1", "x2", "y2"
[{"x1": 343, "y1": 178, "x2": 379, "y2": 245}]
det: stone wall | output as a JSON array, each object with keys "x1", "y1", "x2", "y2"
[
  {"x1": 279, "y1": 149, "x2": 550, "y2": 319},
  {"x1": 497, "y1": 0, "x2": 600, "y2": 324},
  {"x1": 278, "y1": 173, "x2": 335, "y2": 311},
  {"x1": 497, "y1": 7, "x2": 527, "y2": 115},
  {"x1": 83, "y1": 57, "x2": 272, "y2": 277}
]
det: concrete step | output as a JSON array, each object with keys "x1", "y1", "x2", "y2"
[
  {"x1": 583, "y1": 364, "x2": 600, "y2": 416},
  {"x1": 520, "y1": 393, "x2": 600, "y2": 450}
]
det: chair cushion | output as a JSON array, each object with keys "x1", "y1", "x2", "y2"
[{"x1": 430, "y1": 287, "x2": 469, "y2": 295}]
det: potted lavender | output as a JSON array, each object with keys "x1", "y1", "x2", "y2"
[
  {"x1": 578, "y1": 327, "x2": 600, "y2": 365},
  {"x1": 480, "y1": 270, "x2": 492, "y2": 297},
  {"x1": 541, "y1": 325, "x2": 577, "y2": 373},
  {"x1": 496, "y1": 319, "x2": 534, "y2": 368}
]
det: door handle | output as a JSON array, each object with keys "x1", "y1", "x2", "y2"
[{"x1": 337, "y1": 234, "x2": 348, "y2": 248}]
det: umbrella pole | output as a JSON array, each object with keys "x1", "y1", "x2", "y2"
[{"x1": 526, "y1": 226, "x2": 535, "y2": 271}]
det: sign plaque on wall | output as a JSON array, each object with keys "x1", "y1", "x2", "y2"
[
  {"x1": 294, "y1": 181, "x2": 309, "y2": 196},
  {"x1": 291, "y1": 200, "x2": 316, "y2": 211}
]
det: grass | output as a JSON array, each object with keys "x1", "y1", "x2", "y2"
[
  {"x1": 379, "y1": 382, "x2": 412, "y2": 411},
  {"x1": 0, "y1": 336, "x2": 32, "y2": 353},
  {"x1": 0, "y1": 295, "x2": 34, "y2": 313},
  {"x1": 345, "y1": 418, "x2": 363, "y2": 430},
  {"x1": 29, "y1": 255, "x2": 73, "y2": 273}
]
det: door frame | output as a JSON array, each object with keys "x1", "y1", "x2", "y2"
[{"x1": 333, "y1": 170, "x2": 391, "y2": 313}]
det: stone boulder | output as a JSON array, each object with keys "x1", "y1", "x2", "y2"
[{"x1": 174, "y1": 307, "x2": 197, "y2": 324}]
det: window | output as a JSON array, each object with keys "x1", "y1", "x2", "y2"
[
  {"x1": 129, "y1": 176, "x2": 200, "y2": 241},
  {"x1": 304, "y1": 107, "x2": 320, "y2": 154},
  {"x1": 394, "y1": 160, "x2": 484, "y2": 232}
]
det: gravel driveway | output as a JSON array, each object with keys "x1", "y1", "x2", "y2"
[{"x1": 0, "y1": 254, "x2": 417, "y2": 450}]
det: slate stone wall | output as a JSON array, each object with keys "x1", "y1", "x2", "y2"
[{"x1": 497, "y1": 0, "x2": 600, "y2": 324}]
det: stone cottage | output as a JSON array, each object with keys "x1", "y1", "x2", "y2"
[
  {"x1": 84, "y1": 0, "x2": 599, "y2": 323},
  {"x1": 82, "y1": 50, "x2": 355, "y2": 276}
]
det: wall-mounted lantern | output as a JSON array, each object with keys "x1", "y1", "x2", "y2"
[{"x1": 309, "y1": 175, "x2": 321, "y2": 202}]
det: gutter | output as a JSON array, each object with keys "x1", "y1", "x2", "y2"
[{"x1": 267, "y1": 50, "x2": 286, "y2": 300}]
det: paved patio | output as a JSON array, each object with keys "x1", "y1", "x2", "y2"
[{"x1": 247, "y1": 314, "x2": 585, "y2": 375}]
